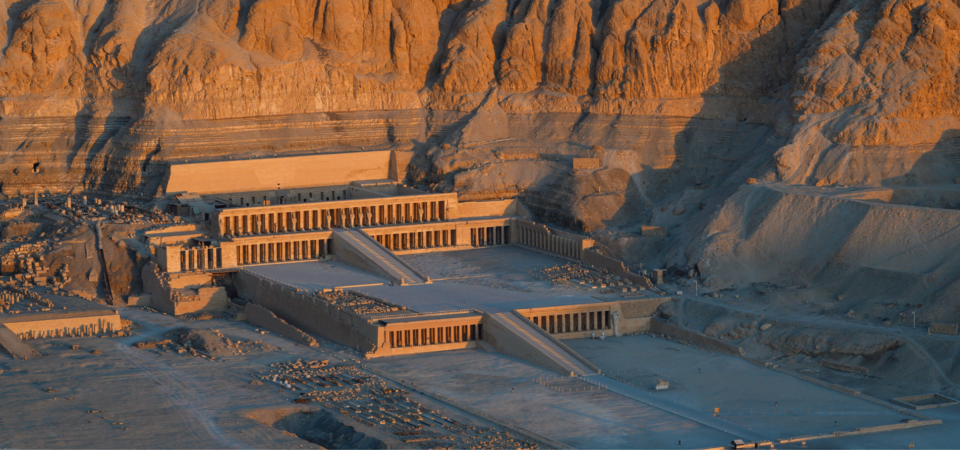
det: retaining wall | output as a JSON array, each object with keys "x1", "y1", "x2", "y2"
[
  {"x1": 166, "y1": 151, "x2": 392, "y2": 195},
  {"x1": 582, "y1": 249, "x2": 653, "y2": 288},
  {"x1": 245, "y1": 303, "x2": 318, "y2": 347},
  {"x1": 235, "y1": 270, "x2": 381, "y2": 353},
  {"x1": 649, "y1": 319, "x2": 744, "y2": 356},
  {"x1": 1, "y1": 310, "x2": 122, "y2": 340}
]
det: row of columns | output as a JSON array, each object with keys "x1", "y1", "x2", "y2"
[
  {"x1": 228, "y1": 189, "x2": 346, "y2": 206},
  {"x1": 17, "y1": 319, "x2": 115, "y2": 340},
  {"x1": 235, "y1": 239, "x2": 330, "y2": 265},
  {"x1": 180, "y1": 247, "x2": 223, "y2": 271},
  {"x1": 221, "y1": 201, "x2": 446, "y2": 236},
  {"x1": 388, "y1": 323, "x2": 483, "y2": 349},
  {"x1": 515, "y1": 225, "x2": 582, "y2": 258},
  {"x1": 373, "y1": 229, "x2": 455, "y2": 251},
  {"x1": 532, "y1": 310, "x2": 611, "y2": 334},
  {"x1": 471, "y1": 226, "x2": 509, "y2": 247}
]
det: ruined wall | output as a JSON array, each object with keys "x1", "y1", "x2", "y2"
[
  {"x1": 0, "y1": 311, "x2": 122, "y2": 339},
  {"x1": 648, "y1": 319, "x2": 744, "y2": 357},
  {"x1": 141, "y1": 262, "x2": 228, "y2": 315}
]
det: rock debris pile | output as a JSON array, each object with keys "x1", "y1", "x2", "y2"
[
  {"x1": 261, "y1": 359, "x2": 538, "y2": 449},
  {"x1": 534, "y1": 264, "x2": 649, "y2": 296},
  {"x1": 133, "y1": 328, "x2": 277, "y2": 359},
  {"x1": 314, "y1": 290, "x2": 401, "y2": 316}
]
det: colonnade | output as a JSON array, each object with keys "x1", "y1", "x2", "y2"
[
  {"x1": 388, "y1": 323, "x2": 483, "y2": 349},
  {"x1": 226, "y1": 188, "x2": 347, "y2": 206},
  {"x1": 16, "y1": 319, "x2": 116, "y2": 340},
  {"x1": 470, "y1": 226, "x2": 509, "y2": 247},
  {"x1": 180, "y1": 247, "x2": 223, "y2": 271},
  {"x1": 372, "y1": 229, "x2": 456, "y2": 251},
  {"x1": 513, "y1": 224, "x2": 583, "y2": 259},
  {"x1": 220, "y1": 200, "x2": 446, "y2": 236},
  {"x1": 235, "y1": 238, "x2": 330, "y2": 265},
  {"x1": 530, "y1": 310, "x2": 611, "y2": 335}
]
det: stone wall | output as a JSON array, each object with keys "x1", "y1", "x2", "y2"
[
  {"x1": 929, "y1": 323, "x2": 959, "y2": 336},
  {"x1": 0, "y1": 311, "x2": 122, "y2": 340},
  {"x1": 572, "y1": 158, "x2": 600, "y2": 171},
  {"x1": 166, "y1": 151, "x2": 393, "y2": 195},
  {"x1": 142, "y1": 262, "x2": 229, "y2": 315},
  {"x1": 648, "y1": 319, "x2": 744, "y2": 357},
  {"x1": 245, "y1": 303, "x2": 318, "y2": 347},
  {"x1": 581, "y1": 249, "x2": 653, "y2": 289},
  {"x1": 234, "y1": 270, "x2": 381, "y2": 354}
]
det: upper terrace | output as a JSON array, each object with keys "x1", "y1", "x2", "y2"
[{"x1": 210, "y1": 181, "x2": 458, "y2": 238}]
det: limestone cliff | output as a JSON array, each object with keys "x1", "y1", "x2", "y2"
[{"x1": 2, "y1": 0, "x2": 960, "y2": 261}]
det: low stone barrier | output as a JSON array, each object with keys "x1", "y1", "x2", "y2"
[
  {"x1": 648, "y1": 319, "x2": 744, "y2": 357},
  {"x1": 245, "y1": 303, "x2": 318, "y2": 347},
  {"x1": 929, "y1": 323, "x2": 958, "y2": 335}
]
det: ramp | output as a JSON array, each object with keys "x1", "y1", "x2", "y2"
[
  {"x1": 484, "y1": 312, "x2": 594, "y2": 376},
  {"x1": 0, "y1": 324, "x2": 40, "y2": 360},
  {"x1": 333, "y1": 230, "x2": 427, "y2": 285}
]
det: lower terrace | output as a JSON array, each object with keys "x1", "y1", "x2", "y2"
[{"x1": 244, "y1": 246, "x2": 612, "y2": 313}]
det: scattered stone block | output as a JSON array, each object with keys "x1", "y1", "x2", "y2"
[
  {"x1": 640, "y1": 226, "x2": 667, "y2": 237},
  {"x1": 929, "y1": 323, "x2": 958, "y2": 335},
  {"x1": 572, "y1": 158, "x2": 600, "y2": 171}
]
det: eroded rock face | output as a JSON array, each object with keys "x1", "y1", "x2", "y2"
[
  {"x1": 0, "y1": 0, "x2": 86, "y2": 116},
  {"x1": 0, "y1": 0, "x2": 959, "y2": 210}
]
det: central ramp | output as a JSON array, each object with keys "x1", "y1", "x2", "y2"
[
  {"x1": 484, "y1": 312, "x2": 594, "y2": 376},
  {"x1": 0, "y1": 325, "x2": 40, "y2": 360},
  {"x1": 333, "y1": 230, "x2": 427, "y2": 285}
]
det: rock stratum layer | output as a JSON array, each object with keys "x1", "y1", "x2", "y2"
[
  {"x1": 3, "y1": 0, "x2": 960, "y2": 270},
  {"x1": 3, "y1": 0, "x2": 959, "y2": 185}
]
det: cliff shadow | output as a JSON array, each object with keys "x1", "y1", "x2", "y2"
[
  {"x1": 880, "y1": 129, "x2": 960, "y2": 209},
  {"x1": 592, "y1": 6, "x2": 818, "y2": 268}
]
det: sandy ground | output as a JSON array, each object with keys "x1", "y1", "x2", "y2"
[
  {"x1": 0, "y1": 308, "x2": 315, "y2": 448},
  {"x1": 364, "y1": 348, "x2": 736, "y2": 448},
  {"x1": 5, "y1": 238, "x2": 960, "y2": 448},
  {"x1": 568, "y1": 335, "x2": 910, "y2": 439},
  {"x1": 0, "y1": 306, "x2": 574, "y2": 448}
]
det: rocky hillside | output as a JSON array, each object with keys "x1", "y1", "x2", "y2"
[{"x1": 1, "y1": 0, "x2": 959, "y2": 258}]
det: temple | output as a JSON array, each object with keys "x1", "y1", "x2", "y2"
[{"x1": 144, "y1": 150, "x2": 663, "y2": 370}]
